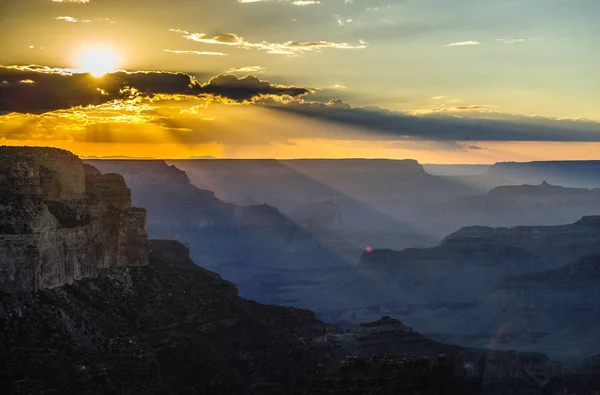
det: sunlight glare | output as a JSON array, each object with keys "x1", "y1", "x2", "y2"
[{"x1": 76, "y1": 45, "x2": 118, "y2": 77}]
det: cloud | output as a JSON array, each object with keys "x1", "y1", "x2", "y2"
[
  {"x1": 238, "y1": 0, "x2": 321, "y2": 4},
  {"x1": 292, "y1": 1, "x2": 320, "y2": 5},
  {"x1": 496, "y1": 38, "x2": 529, "y2": 44},
  {"x1": 164, "y1": 49, "x2": 227, "y2": 56},
  {"x1": 445, "y1": 40, "x2": 481, "y2": 47},
  {"x1": 199, "y1": 74, "x2": 311, "y2": 102},
  {"x1": 409, "y1": 105, "x2": 496, "y2": 115},
  {"x1": 55, "y1": 16, "x2": 91, "y2": 23},
  {"x1": 52, "y1": 0, "x2": 89, "y2": 3},
  {"x1": 172, "y1": 30, "x2": 366, "y2": 55},
  {"x1": 263, "y1": 99, "x2": 600, "y2": 142},
  {"x1": 0, "y1": 65, "x2": 313, "y2": 114},
  {"x1": 336, "y1": 16, "x2": 354, "y2": 26},
  {"x1": 229, "y1": 66, "x2": 266, "y2": 73}
]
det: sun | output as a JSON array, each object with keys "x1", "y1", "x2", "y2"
[{"x1": 76, "y1": 46, "x2": 119, "y2": 77}]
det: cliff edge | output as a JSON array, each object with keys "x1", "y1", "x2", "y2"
[{"x1": 0, "y1": 146, "x2": 148, "y2": 292}]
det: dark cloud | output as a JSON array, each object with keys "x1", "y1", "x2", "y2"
[
  {"x1": 199, "y1": 74, "x2": 311, "y2": 102},
  {"x1": 0, "y1": 65, "x2": 314, "y2": 114},
  {"x1": 264, "y1": 99, "x2": 600, "y2": 142}
]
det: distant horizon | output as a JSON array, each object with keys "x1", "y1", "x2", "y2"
[{"x1": 81, "y1": 155, "x2": 600, "y2": 166}]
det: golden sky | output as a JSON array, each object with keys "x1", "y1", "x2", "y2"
[{"x1": 1, "y1": 0, "x2": 599, "y2": 163}]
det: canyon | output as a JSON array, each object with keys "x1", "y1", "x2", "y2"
[{"x1": 3, "y1": 148, "x2": 600, "y2": 393}]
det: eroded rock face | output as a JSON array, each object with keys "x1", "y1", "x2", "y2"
[
  {"x1": 442, "y1": 216, "x2": 600, "y2": 268},
  {"x1": 85, "y1": 159, "x2": 349, "y2": 307},
  {"x1": 0, "y1": 147, "x2": 148, "y2": 292}
]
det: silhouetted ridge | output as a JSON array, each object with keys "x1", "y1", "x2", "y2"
[
  {"x1": 358, "y1": 315, "x2": 410, "y2": 329},
  {"x1": 359, "y1": 248, "x2": 400, "y2": 266},
  {"x1": 499, "y1": 254, "x2": 600, "y2": 285},
  {"x1": 576, "y1": 216, "x2": 600, "y2": 227},
  {"x1": 149, "y1": 239, "x2": 199, "y2": 271},
  {"x1": 489, "y1": 160, "x2": 600, "y2": 188}
]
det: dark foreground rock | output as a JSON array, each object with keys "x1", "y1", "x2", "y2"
[
  {"x1": 0, "y1": 240, "x2": 337, "y2": 395},
  {"x1": 3, "y1": 241, "x2": 600, "y2": 394}
]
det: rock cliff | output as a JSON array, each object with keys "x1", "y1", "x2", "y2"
[
  {"x1": 0, "y1": 147, "x2": 148, "y2": 292},
  {"x1": 2, "y1": 239, "x2": 576, "y2": 395},
  {"x1": 489, "y1": 160, "x2": 600, "y2": 188},
  {"x1": 428, "y1": 182, "x2": 600, "y2": 234},
  {"x1": 442, "y1": 216, "x2": 600, "y2": 267},
  {"x1": 0, "y1": 240, "x2": 339, "y2": 395},
  {"x1": 472, "y1": 254, "x2": 600, "y2": 361},
  {"x1": 318, "y1": 217, "x2": 600, "y2": 361},
  {"x1": 85, "y1": 159, "x2": 348, "y2": 307},
  {"x1": 4, "y1": 148, "x2": 600, "y2": 394}
]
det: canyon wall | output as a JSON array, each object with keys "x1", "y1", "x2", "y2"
[{"x1": 0, "y1": 147, "x2": 148, "y2": 292}]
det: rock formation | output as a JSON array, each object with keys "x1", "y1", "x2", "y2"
[
  {"x1": 85, "y1": 159, "x2": 349, "y2": 307},
  {"x1": 172, "y1": 159, "x2": 600, "y2": 245},
  {"x1": 316, "y1": 217, "x2": 600, "y2": 361},
  {"x1": 1, "y1": 237, "x2": 577, "y2": 395},
  {"x1": 0, "y1": 147, "x2": 148, "y2": 292},
  {"x1": 442, "y1": 216, "x2": 600, "y2": 267},
  {"x1": 471, "y1": 254, "x2": 600, "y2": 361},
  {"x1": 489, "y1": 160, "x2": 600, "y2": 188},
  {"x1": 0, "y1": 239, "x2": 340, "y2": 395},
  {"x1": 429, "y1": 182, "x2": 600, "y2": 234},
  {"x1": 3, "y1": 148, "x2": 600, "y2": 394}
]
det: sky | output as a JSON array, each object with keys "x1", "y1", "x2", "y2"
[{"x1": 0, "y1": 0, "x2": 599, "y2": 163}]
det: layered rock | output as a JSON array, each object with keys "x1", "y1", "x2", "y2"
[
  {"x1": 352, "y1": 234, "x2": 550, "y2": 308},
  {"x1": 443, "y1": 216, "x2": 600, "y2": 267},
  {"x1": 1, "y1": 239, "x2": 575, "y2": 395},
  {"x1": 0, "y1": 147, "x2": 148, "y2": 292},
  {"x1": 172, "y1": 159, "x2": 441, "y2": 262},
  {"x1": 171, "y1": 159, "x2": 600, "y2": 244},
  {"x1": 317, "y1": 217, "x2": 600, "y2": 361},
  {"x1": 490, "y1": 160, "x2": 600, "y2": 188},
  {"x1": 85, "y1": 159, "x2": 348, "y2": 307},
  {"x1": 469, "y1": 254, "x2": 600, "y2": 360},
  {"x1": 343, "y1": 316, "x2": 459, "y2": 357},
  {"x1": 429, "y1": 182, "x2": 600, "y2": 234},
  {"x1": 0, "y1": 240, "x2": 338, "y2": 395}
]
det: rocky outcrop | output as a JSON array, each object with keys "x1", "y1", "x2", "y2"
[
  {"x1": 473, "y1": 254, "x2": 600, "y2": 361},
  {"x1": 85, "y1": 159, "x2": 348, "y2": 307},
  {"x1": 1, "y1": 239, "x2": 578, "y2": 395},
  {"x1": 353, "y1": 234, "x2": 550, "y2": 307},
  {"x1": 489, "y1": 160, "x2": 600, "y2": 188},
  {"x1": 0, "y1": 147, "x2": 148, "y2": 292},
  {"x1": 0, "y1": 240, "x2": 338, "y2": 395},
  {"x1": 170, "y1": 159, "x2": 600, "y2": 243},
  {"x1": 421, "y1": 181, "x2": 600, "y2": 236},
  {"x1": 171, "y1": 158, "x2": 465, "y2": 242},
  {"x1": 489, "y1": 253, "x2": 600, "y2": 317},
  {"x1": 318, "y1": 217, "x2": 600, "y2": 360},
  {"x1": 343, "y1": 316, "x2": 459, "y2": 357},
  {"x1": 443, "y1": 216, "x2": 600, "y2": 267}
]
